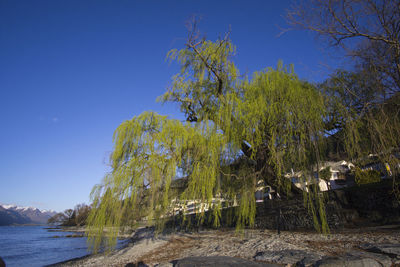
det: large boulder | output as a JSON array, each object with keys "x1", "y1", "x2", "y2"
[
  {"x1": 314, "y1": 254, "x2": 382, "y2": 267},
  {"x1": 254, "y1": 248, "x2": 396, "y2": 267},
  {"x1": 360, "y1": 243, "x2": 400, "y2": 259},
  {"x1": 254, "y1": 250, "x2": 322, "y2": 266},
  {"x1": 172, "y1": 256, "x2": 279, "y2": 267},
  {"x1": 347, "y1": 250, "x2": 392, "y2": 267}
]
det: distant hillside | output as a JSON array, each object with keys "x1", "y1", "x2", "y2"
[{"x1": 0, "y1": 204, "x2": 57, "y2": 225}]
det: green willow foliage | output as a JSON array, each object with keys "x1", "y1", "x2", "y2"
[
  {"x1": 87, "y1": 113, "x2": 226, "y2": 251},
  {"x1": 321, "y1": 71, "x2": 400, "y2": 195},
  {"x1": 87, "y1": 36, "x2": 329, "y2": 251}
]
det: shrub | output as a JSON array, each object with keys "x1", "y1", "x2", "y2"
[
  {"x1": 319, "y1": 167, "x2": 331, "y2": 181},
  {"x1": 354, "y1": 167, "x2": 381, "y2": 185}
]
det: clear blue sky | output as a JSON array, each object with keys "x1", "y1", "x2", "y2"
[{"x1": 0, "y1": 0, "x2": 340, "y2": 212}]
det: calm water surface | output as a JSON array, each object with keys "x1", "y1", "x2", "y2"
[{"x1": 0, "y1": 225, "x2": 124, "y2": 267}]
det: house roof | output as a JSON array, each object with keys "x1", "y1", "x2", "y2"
[
  {"x1": 285, "y1": 160, "x2": 354, "y2": 179},
  {"x1": 319, "y1": 160, "x2": 354, "y2": 172}
]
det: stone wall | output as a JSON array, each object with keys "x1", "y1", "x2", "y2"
[
  {"x1": 166, "y1": 180, "x2": 399, "y2": 231},
  {"x1": 253, "y1": 180, "x2": 400, "y2": 231}
]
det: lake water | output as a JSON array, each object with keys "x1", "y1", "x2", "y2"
[{"x1": 0, "y1": 225, "x2": 125, "y2": 267}]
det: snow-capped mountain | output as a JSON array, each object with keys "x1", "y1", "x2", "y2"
[{"x1": 0, "y1": 204, "x2": 57, "y2": 225}]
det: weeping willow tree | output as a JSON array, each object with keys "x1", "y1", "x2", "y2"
[{"x1": 86, "y1": 28, "x2": 329, "y2": 251}]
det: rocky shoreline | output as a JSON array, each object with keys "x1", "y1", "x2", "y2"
[
  {"x1": 50, "y1": 224, "x2": 400, "y2": 267},
  {"x1": 47, "y1": 181, "x2": 400, "y2": 266}
]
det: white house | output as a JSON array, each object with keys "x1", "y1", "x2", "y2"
[
  {"x1": 285, "y1": 160, "x2": 355, "y2": 192},
  {"x1": 285, "y1": 170, "x2": 329, "y2": 192},
  {"x1": 320, "y1": 160, "x2": 355, "y2": 190},
  {"x1": 255, "y1": 180, "x2": 276, "y2": 202}
]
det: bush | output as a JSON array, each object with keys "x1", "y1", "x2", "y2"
[
  {"x1": 319, "y1": 167, "x2": 331, "y2": 181},
  {"x1": 354, "y1": 167, "x2": 381, "y2": 185}
]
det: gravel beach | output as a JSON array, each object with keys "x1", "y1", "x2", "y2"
[{"x1": 53, "y1": 225, "x2": 400, "y2": 267}]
